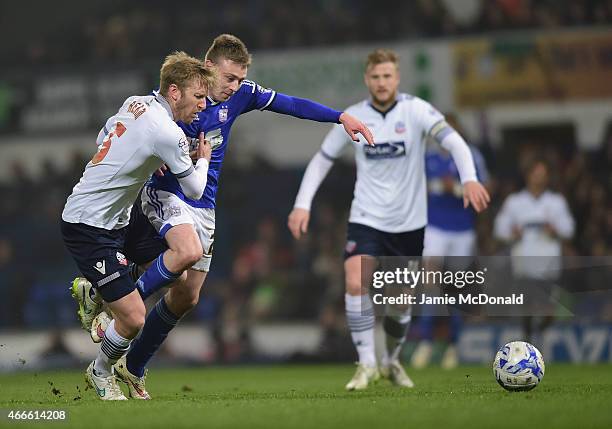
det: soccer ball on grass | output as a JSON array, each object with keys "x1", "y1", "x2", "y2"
[{"x1": 493, "y1": 341, "x2": 545, "y2": 391}]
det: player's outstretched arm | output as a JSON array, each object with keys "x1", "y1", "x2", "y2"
[
  {"x1": 339, "y1": 112, "x2": 374, "y2": 146},
  {"x1": 288, "y1": 208, "x2": 310, "y2": 240},
  {"x1": 266, "y1": 94, "x2": 374, "y2": 146},
  {"x1": 462, "y1": 181, "x2": 490, "y2": 213}
]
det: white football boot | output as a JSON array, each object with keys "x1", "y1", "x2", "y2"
[
  {"x1": 70, "y1": 277, "x2": 103, "y2": 331},
  {"x1": 345, "y1": 363, "x2": 380, "y2": 391},
  {"x1": 90, "y1": 311, "x2": 113, "y2": 343},
  {"x1": 381, "y1": 360, "x2": 415, "y2": 388},
  {"x1": 411, "y1": 341, "x2": 433, "y2": 369},
  {"x1": 113, "y1": 355, "x2": 151, "y2": 400},
  {"x1": 441, "y1": 345, "x2": 459, "y2": 370},
  {"x1": 85, "y1": 361, "x2": 127, "y2": 401}
]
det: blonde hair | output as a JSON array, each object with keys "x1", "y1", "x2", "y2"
[
  {"x1": 365, "y1": 49, "x2": 399, "y2": 72},
  {"x1": 205, "y1": 34, "x2": 251, "y2": 67},
  {"x1": 159, "y1": 51, "x2": 216, "y2": 95}
]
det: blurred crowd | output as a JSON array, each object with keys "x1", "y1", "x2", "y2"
[
  {"x1": 2, "y1": 0, "x2": 611, "y2": 68},
  {"x1": 0, "y1": 0, "x2": 610, "y2": 362},
  {"x1": 0, "y1": 122, "x2": 610, "y2": 364}
]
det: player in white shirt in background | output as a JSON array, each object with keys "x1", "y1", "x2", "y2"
[
  {"x1": 61, "y1": 52, "x2": 215, "y2": 400},
  {"x1": 288, "y1": 49, "x2": 490, "y2": 390},
  {"x1": 494, "y1": 159, "x2": 574, "y2": 343}
]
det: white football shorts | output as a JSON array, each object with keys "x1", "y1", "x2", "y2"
[{"x1": 141, "y1": 185, "x2": 215, "y2": 272}]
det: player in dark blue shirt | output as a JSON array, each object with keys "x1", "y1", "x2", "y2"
[
  {"x1": 79, "y1": 34, "x2": 374, "y2": 398},
  {"x1": 411, "y1": 123, "x2": 488, "y2": 370}
]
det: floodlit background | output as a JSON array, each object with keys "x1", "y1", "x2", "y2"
[{"x1": 0, "y1": 0, "x2": 610, "y2": 371}]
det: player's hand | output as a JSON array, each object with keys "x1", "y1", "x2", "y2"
[
  {"x1": 154, "y1": 164, "x2": 168, "y2": 177},
  {"x1": 193, "y1": 132, "x2": 212, "y2": 162},
  {"x1": 339, "y1": 112, "x2": 375, "y2": 146},
  {"x1": 543, "y1": 222, "x2": 558, "y2": 238},
  {"x1": 288, "y1": 208, "x2": 311, "y2": 240},
  {"x1": 463, "y1": 181, "x2": 490, "y2": 213}
]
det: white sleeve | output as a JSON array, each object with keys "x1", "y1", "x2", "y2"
[
  {"x1": 293, "y1": 151, "x2": 334, "y2": 211},
  {"x1": 494, "y1": 196, "x2": 516, "y2": 241},
  {"x1": 550, "y1": 196, "x2": 575, "y2": 239},
  {"x1": 412, "y1": 97, "x2": 476, "y2": 183},
  {"x1": 320, "y1": 123, "x2": 351, "y2": 159},
  {"x1": 293, "y1": 124, "x2": 349, "y2": 210},
  {"x1": 176, "y1": 158, "x2": 209, "y2": 200},
  {"x1": 154, "y1": 125, "x2": 208, "y2": 200},
  {"x1": 414, "y1": 97, "x2": 445, "y2": 137},
  {"x1": 439, "y1": 132, "x2": 478, "y2": 184},
  {"x1": 153, "y1": 127, "x2": 194, "y2": 177}
]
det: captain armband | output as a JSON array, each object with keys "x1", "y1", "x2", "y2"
[{"x1": 429, "y1": 120, "x2": 456, "y2": 144}]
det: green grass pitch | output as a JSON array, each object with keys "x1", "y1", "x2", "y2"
[{"x1": 1, "y1": 364, "x2": 611, "y2": 428}]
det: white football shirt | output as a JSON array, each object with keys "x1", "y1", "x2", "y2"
[
  {"x1": 494, "y1": 189, "x2": 574, "y2": 279},
  {"x1": 62, "y1": 92, "x2": 194, "y2": 230},
  {"x1": 320, "y1": 95, "x2": 450, "y2": 233}
]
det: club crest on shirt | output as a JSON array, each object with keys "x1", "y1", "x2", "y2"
[
  {"x1": 116, "y1": 252, "x2": 128, "y2": 266},
  {"x1": 178, "y1": 137, "x2": 190, "y2": 154},
  {"x1": 168, "y1": 205, "x2": 182, "y2": 217},
  {"x1": 395, "y1": 121, "x2": 406, "y2": 134},
  {"x1": 218, "y1": 107, "x2": 228, "y2": 122}
]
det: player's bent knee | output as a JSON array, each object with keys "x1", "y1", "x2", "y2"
[
  {"x1": 178, "y1": 243, "x2": 203, "y2": 268},
  {"x1": 114, "y1": 312, "x2": 145, "y2": 338},
  {"x1": 125, "y1": 311, "x2": 146, "y2": 334},
  {"x1": 346, "y1": 280, "x2": 363, "y2": 296}
]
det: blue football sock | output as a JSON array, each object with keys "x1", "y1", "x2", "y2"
[
  {"x1": 419, "y1": 312, "x2": 435, "y2": 342},
  {"x1": 449, "y1": 312, "x2": 463, "y2": 344},
  {"x1": 136, "y1": 253, "x2": 180, "y2": 300},
  {"x1": 126, "y1": 298, "x2": 180, "y2": 377}
]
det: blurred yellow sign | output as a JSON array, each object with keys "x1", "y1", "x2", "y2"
[{"x1": 454, "y1": 31, "x2": 612, "y2": 107}]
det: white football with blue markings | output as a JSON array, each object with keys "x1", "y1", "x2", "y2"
[{"x1": 493, "y1": 341, "x2": 545, "y2": 391}]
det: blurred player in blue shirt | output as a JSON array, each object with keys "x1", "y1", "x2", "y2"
[{"x1": 412, "y1": 115, "x2": 489, "y2": 370}]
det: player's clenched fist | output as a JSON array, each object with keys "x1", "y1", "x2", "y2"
[{"x1": 191, "y1": 132, "x2": 212, "y2": 162}]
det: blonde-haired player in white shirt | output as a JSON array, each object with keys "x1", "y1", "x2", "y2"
[
  {"x1": 288, "y1": 49, "x2": 489, "y2": 390},
  {"x1": 61, "y1": 52, "x2": 215, "y2": 400}
]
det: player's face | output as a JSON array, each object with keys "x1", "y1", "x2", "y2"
[
  {"x1": 206, "y1": 58, "x2": 248, "y2": 102},
  {"x1": 174, "y1": 80, "x2": 207, "y2": 124},
  {"x1": 364, "y1": 62, "x2": 400, "y2": 107},
  {"x1": 527, "y1": 163, "x2": 549, "y2": 189}
]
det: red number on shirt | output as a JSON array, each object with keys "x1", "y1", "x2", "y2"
[{"x1": 91, "y1": 122, "x2": 127, "y2": 164}]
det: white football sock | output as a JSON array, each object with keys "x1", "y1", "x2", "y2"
[{"x1": 345, "y1": 293, "x2": 376, "y2": 367}]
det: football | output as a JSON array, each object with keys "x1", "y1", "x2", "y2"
[{"x1": 493, "y1": 341, "x2": 545, "y2": 391}]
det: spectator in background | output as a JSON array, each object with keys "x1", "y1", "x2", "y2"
[{"x1": 494, "y1": 159, "x2": 575, "y2": 343}]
